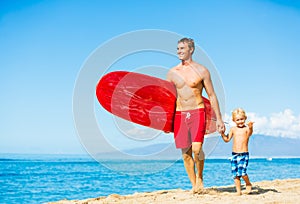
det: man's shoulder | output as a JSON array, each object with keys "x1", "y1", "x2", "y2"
[
  {"x1": 193, "y1": 62, "x2": 208, "y2": 71},
  {"x1": 191, "y1": 62, "x2": 210, "y2": 78},
  {"x1": 169, "y1": 64, "x2": 180, "y2": 72},
  {"x1": 167, "y1": 66, "x2": 179, "y2": 80}
]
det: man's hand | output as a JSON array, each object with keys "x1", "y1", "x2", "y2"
[{"x1": 216, "y1": 119, "x2": 226, "y2": 134}]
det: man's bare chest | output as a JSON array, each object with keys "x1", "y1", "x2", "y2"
[{"x1": 173, "y1": 70, "x2": 202, "y2": 88}]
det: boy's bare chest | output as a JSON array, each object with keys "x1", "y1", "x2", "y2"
[{"x1": 233, "y1": 128, "x2": 249, "y2": 138}]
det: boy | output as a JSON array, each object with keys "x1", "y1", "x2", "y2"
[{"x1": 221, "y1": 108, "x2": 254, "y2": 195}]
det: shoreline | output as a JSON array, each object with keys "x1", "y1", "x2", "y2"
[
  {"x1": 49, "y1": 178, "x2": 300, "y2": 204},
  {"x1": 1, "y1": 152, "x2": 300, "y2": 160}
]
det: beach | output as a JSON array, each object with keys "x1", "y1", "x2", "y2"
[{"x1": 49, "y1": 178, "x2": 300, "y2": 204}]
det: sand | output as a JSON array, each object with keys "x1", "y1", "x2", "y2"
[{"x1": 49, "y1": 178, "x2": 300, "y2": 204}]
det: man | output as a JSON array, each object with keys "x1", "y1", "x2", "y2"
[{"x1": 167, "y1": 38, "x2": 225, "y2": 193}]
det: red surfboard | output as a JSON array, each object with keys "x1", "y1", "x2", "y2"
[{"x1": 96, "y1": 71, "x2": 216, "y2": 134}]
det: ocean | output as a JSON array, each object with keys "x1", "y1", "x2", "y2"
[{"x1": 1, "y1": 154, "x2": 300, "y2": 204}]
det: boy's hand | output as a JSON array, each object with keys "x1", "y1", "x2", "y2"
[{"x1": 247, "y1": 121, "x2": 254, "y2": 128}]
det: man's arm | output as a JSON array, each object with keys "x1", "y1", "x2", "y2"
[
  {"x1": 166, "y1": 68, "x2": 176, "y2": 83},
  {"x1": 202, "y1": 69, "x2": 225, "y2": 134},
  {"x1": 164, "y1": 70, "x2": 175, "y2": 134}
]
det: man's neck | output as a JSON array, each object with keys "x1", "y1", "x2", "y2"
[{"x1": 181, "y1": 58, "x2": 193, "y2": 66}]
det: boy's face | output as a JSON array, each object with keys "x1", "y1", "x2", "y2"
[{"x1": 233, "y1": 114, "x2": 246, "y2": 128}]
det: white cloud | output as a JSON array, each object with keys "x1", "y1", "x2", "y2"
[{"x1": 224, "y1": 109, "x2": 300, "y2": 139}]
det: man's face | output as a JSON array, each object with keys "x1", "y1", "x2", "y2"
[{"x1": 177, "y1": 42, "x2": 192, "y2": 60}]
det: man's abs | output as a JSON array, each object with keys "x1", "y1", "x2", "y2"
[
  {"x1": 176, "y1": 96, "x2": 204, "y2": 111},
  {"x1": 176, "y1": 85, "x2": 204, "y2": 111}
]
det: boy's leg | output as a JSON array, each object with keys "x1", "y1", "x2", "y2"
[
  {"x1": 242, "y1": 175, "x2": 252, "y2": 194},
  {"x1": 234, "y1": 177, "x2": 242, "y2": 195}
]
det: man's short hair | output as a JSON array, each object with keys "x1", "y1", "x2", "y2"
[{"x1": 178, "y1": 38, "x2": 195, "y2": 54}]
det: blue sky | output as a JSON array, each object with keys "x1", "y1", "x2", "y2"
[{"x1": 1, "y1": 0, "x2": 300, "y2": 154}]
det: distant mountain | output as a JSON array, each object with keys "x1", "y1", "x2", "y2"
[
  {"x1": 124, "y1": 143, "x2": 181, "y2": 157},
  {"x1": 95, "y1": 135, "x2": 300, "y2": 160},
  {"x1": 95, "y1": 143, "x2": 182, "y2": 160},
  {"x1": 209, "y1": 135, "x2": 300, "y2": 158}
]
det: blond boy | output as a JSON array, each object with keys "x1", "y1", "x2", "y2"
[{"x1": 221, "y1": 108, "x2": 254, "y2": 195}]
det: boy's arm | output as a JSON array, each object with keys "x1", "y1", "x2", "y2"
[
  {"x1": 221, "y1": 133, "x2": 229, "y2": 142},
  {"x1": 247, "y1": 121, "x2": 254, "y2": 136},
  {"x1": 221, "y1": 129, "x2": 233, "y2": 143}
]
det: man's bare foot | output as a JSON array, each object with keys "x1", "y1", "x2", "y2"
[
  {"x1": 191, "y1": 186, "x2": 196, "y2": 194},
  {"x1": 191, "y1": 176, "x2": 203, "y2": 194},
  {"x1": 245, "y1": 184, "x2": 252, "y2": 194},
  {"x1": 236, "y1": 191, "x2": 242, "y2": 196}
]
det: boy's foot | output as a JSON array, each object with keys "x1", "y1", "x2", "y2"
[{"x1": 245, "y1": 184, "x2": 252, "y2": 194}]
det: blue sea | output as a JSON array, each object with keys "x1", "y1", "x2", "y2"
[{"x1": 1, "y1": 154, "x2": 300, "y2": 204}]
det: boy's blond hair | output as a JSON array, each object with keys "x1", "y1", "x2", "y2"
[{"x1": 232, "y1": 108, "x2": 247, "y2": 121}]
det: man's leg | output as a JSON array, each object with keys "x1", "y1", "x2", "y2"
[
  {"x1": 192, "y1": 142, "x2": 204, "y2": 192},
  {"x1": 181, "y1": 147, "x2": 196, "y2": 190}
]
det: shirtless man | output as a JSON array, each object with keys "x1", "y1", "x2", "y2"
[{"x1": 167, "y1": 38, "x2": 225, "y2": 193}]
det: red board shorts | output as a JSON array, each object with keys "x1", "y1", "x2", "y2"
[{"x1": 174, "y1": 108, "x2": 206, "y2": 149}]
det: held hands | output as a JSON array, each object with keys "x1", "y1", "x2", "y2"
[{"x1": 216, "y1": 119, "x2": 226, "y2": 134}]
